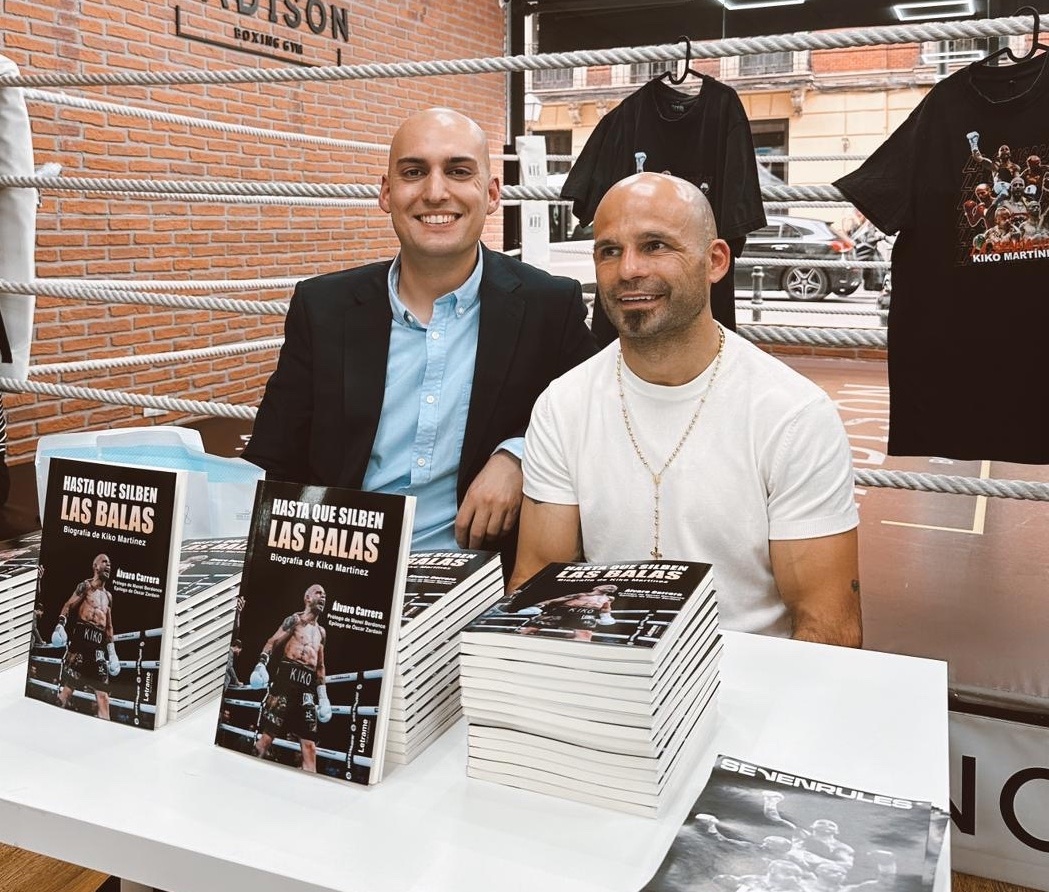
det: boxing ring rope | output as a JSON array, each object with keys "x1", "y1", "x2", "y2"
[
  {"x1": 23, "y1": 88, "x2": 864, "y2": 167},
  {"x1": 0, "y1": 279, "x2": 290, "y2": 315},
  {"x1": 27, "y1": 339, "x2": 283, "y2": 377},
  {"x1": 1, "y1": 16, "x2": 1041, "y2": 90},
  {"x1": 0, "y1": 175, "x2": 855, "y2": 203},
  {"x1": 0, "y1": 377, "x2": 257, "y2": 420}
]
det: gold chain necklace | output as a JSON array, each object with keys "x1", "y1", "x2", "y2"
[{"x1": 616, "y1": 325, "x2": 726, "y2": 560}]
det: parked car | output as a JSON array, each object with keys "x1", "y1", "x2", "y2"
[{"x1": 735, "y1": 215, "x2": 863, "y2": 300}]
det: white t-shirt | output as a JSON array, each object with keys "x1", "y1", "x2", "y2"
[{"x1": 523, "y1": 329, "x2": 859, "y2": 637}]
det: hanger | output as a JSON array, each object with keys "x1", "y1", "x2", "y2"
[
  {"x1": 977, "y1": 5, "x2": 1048, "y2": 66},
  {"x1": 661, "y1": 35, "x2": 703, "y2": 85}
]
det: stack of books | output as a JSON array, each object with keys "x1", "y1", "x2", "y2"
[
  {"x1": 167, "y1": 536, "x2": 247, "y2": 720},
  {"x1": 0, "y1": 532, "x2": 41, "y2": 671},
  {"x1": 459, "y1": 560, "x2": 720, "y2": 816},
  {"x1": 385, "y1": 550, "x2": 504, "y2": 768}
]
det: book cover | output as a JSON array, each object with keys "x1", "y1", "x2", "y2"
[
  {"x1": 174, "y1": 536, "x2": 247, "y2": 606},
  {"x1": 463, "y1": 561, "x2": 714, "y2": 659},
  {"x1": 24, "y1": 457, "x2": 186, "y2": 730},
  {"x1": 0, "y1": 530, "x2": 41, "y2": 588},
  {"x1": 214, "y1": 481, "x2": 414, "y2": 785},
  {"x1": 401, "y1": 549, "x2": 500, "y2": 624},
  {"x1": 642, "y1": 754, "x2": 934, "y2": 892}
]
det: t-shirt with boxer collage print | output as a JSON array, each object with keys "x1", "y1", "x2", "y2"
[
  {"x1": 835, "y1": 52, "x2": 1049, "y2": 464},
  {"x1": 561, "y1": 75, "x2": 766, "y2": 338}
]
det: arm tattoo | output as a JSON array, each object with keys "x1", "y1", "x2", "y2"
[{"x1": 281, "y1": 614, "x2": 297, "y2": 632}]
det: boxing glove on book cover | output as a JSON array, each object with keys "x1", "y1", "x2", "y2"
[
  {"x1": 641, "y1": 754, "x2": 945, "y2": 892},
  {"x1": 213, "y1": 480, "x2": 415, "y2": 785},
  {"x1": 24, "y1": 457, "x2": 187, "y2": 730}
]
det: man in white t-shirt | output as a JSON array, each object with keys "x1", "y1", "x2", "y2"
[{"x1": 510, "y1": 173, "x2": 861, "y2": 645}]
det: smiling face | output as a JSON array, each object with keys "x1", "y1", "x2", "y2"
[
  {"x1": 593, "y1": 173, "x2": 729, "y2": 344},
  {"x1": 379, "y1": 109, "x2": 500, "y2": 272}
]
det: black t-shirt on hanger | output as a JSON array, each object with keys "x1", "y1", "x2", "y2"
[
  {"x1": 562, "y1": 76, "x2": 766, "y2": 340},
  {"x1": 836, "y1": 52, "x2": 1049, "y2": 464}
]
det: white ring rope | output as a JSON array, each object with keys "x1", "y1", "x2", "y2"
[
  {"x1": 0, "y1": 16, "x2": 1039, "y2": 88},
  {"x1": 0, "y1": 278, "x2": 291, "y2": 315},
  {"x1": 738, "y1": 324, "x2": 886, "y2": 349},
  {"x1": 28, "y1": 338, "x2": 282, "y2": 376},
  {"x1": 26, "y1": 275, "x2": 299, "y2": 291},
  {"x1": 763, "y1": 202, "x2": 854, "y2": 209},
  {"x1": 22, "y1": 89, "x2": 389, "y2": 153},
  {"x1": 113, "y1": 191, "x2": 384, "y2": 208},
  {"x1": 758, "y1": 154, "x2": 870, "y2": 163},
  {"x1": 17, "y1": 93, "x2": 864, "y2": 170},
  {"x1": 0, "y1": 376, "x2": 257, "y2": 419},
  {"x1": 737, "y1": 257, "x2": 889, "y2": 270},
  {"x1": 0, "y1": 175, "x2": 851, "y2": 204},
  {"x1": 549, "y1": 242, "x2": 889, "y2": 269},
  {"x1": 855, "y1": 470, "x2": 1049, "y2": 502},
  {"x1": 22, "y1": 92, "x2": 576, "y2": 165},
  {"x1": 735, "y1": 302, "x2": 881, "y2": 317}
]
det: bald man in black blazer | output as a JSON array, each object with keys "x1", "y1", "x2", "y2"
[{"x1": 244, "y1": 109, "x2": 595, "y2": 574}]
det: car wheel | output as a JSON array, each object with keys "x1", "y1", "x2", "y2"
[
  {"x1": 863, "y1": 270, "x2": 885, "y2": 292},
  {"x1": 783, "y1": 267, "x2": 829, "y2": 300}
]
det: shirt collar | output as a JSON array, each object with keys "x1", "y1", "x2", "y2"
[{"x1": 387, "y1": 247, "x2": 484, "y2": 329}]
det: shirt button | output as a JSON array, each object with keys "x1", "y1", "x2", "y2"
[
  {"x1": 431, "y1": 331, "x2": 440, "y2": 340},
  {"x1": 416, "y1": 458, "x2": 426, "y2": 467},
  {"x1": 425, "y1": 395, "x2": 435, "y2": 404},
  {"x1": 456, "y1": 307, "x2": 465, "y2": 316}
]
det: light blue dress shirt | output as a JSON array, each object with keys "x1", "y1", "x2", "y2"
[{"x1": 363, "y1": 250, "x2": 523, "y2": 549}]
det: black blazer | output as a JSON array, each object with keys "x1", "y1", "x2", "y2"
[{"x1": 243, "y1": 245, "x2": 596, "y2": 565}]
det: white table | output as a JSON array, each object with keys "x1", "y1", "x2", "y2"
[{"x1": 0, "y1": 632, "x2": 949, "y2": 892}]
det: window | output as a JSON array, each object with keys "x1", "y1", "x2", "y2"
[
  {"x1": 921, "y1": 37, "x2": 989, "y2": 65},
  {"x1": 532, "y1": 130, "x2": 573, "y2": 241},
  {"x1": 532, "y1": 67, "x2": 574, "y2": 89},
  {"x1": 629, "y1": 60, "x2": 669, "y2": 83},
  {"x1": 738, "y1": 52, "x2": 793, "y2": 77},
  {"x1": 751, "y1": 119, "x2": 789, "y2": 184}
]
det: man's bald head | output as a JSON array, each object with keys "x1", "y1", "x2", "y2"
[
  {"x1": 388, "y1": 108, "x2": 491, "y2": 178},
  {"x1": 592, "y1": 172, "x2": 729, "y2": 359},
  {"x1": 380, "y1": 107, "x2": 500, "y2": 277},
  {"x1": 594, "y1": 173, "x2": 718, "y2": 247}
]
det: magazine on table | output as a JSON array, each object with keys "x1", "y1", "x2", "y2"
[{"x1": 641, "y1": 754, "x2": 942, "y2": 892}]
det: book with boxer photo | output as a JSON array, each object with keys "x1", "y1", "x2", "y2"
[
  {"x1": 23, "y1": 457, "x2": 187, "y2": 730},
  {"x1": 462, "y1": 560, "x2": 715, "y2": 663},
  {"x1": 213, "y1": 480, "x2": 415, "y2": 786}
]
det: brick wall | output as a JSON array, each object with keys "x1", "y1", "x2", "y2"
[
  {"x1": 1, "y1": 0, "x2": 507, "y2": 462},
  {"x1": 811, "y1": 45, "x2": 920, "y2": 75}
]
